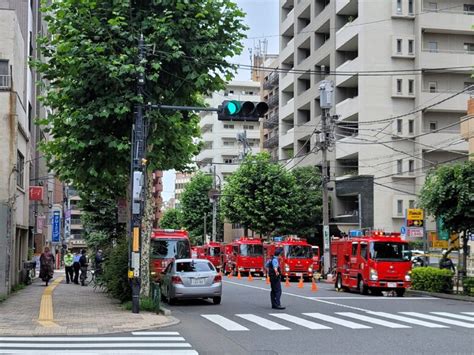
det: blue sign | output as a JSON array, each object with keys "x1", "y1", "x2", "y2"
[
  {"x1": 52, "y1": 211, "x2": 60, "y2": 243},
  {"x1": 349, "y1": 230, "x2": 363, "y2": 237},
  {"x1": 400, "y1": 226, "x2": 406, "y2": 235}
]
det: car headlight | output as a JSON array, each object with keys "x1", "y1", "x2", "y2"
[
  {"x1": 284, "y1": 265, "x2": 290, "y2": 272},
  {"x1": 369, "y1": 268, "x2": 378, "y2": 281},
  {"x1": 308, "y1": 267, "x2": 313, "y2": 272},
  {"x1": 405, "y1": 272, "x2": 411, "y2": 282}
]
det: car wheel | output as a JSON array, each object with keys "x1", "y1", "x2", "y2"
[
  {"x1": 213, "y1": 296, "x2": 221, "y2": 305},
  {"x1": 358, "y1": 278, "x2": 368, "y2": 295},
  {"x1": 160, "y1": 287, "x2": 166, "y2": 302},
  {"x1": 396, "y1": 288, "x2": 405, "y2": 297},
  {"x1": 167, "y1": 287, "x2": 176, "y2": 305}
]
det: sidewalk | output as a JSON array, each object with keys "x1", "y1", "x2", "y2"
[{"x1": 0, "y1": 270, "x2": 177, "y2": 336}]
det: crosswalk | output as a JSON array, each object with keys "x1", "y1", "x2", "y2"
[
  {"x1": 201, "y1": 311, "x2": 474, "y2": 332},
  {"x1": 0, "y1": 332, "x2": 198, "y2": 354}
]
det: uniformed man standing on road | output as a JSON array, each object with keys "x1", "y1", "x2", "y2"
[{"x1": 267, "y1": 248, "x2": 285, "y2": 310}]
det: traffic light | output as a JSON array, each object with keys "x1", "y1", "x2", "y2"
[{"x1": 217, "y1": 100, "x2": 269, "y2": 121}]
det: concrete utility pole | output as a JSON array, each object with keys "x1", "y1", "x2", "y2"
[
  {"x1": 211, "y1": 165, "x2": 217, "y2": 243},
  {"x1": 319, "y1": 80, "x2": 334, "y2": 276},
  {"x1": 129, "y1": 34, "x2": 146, "y2": 314}
]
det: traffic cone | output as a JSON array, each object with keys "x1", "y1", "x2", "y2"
[
  {"x1": 311, "y1": 278, "x2": 318, "y2": 292},
  {"x1": 237, "y1": 270, "x2": 242, "y2": 280},
  {"x1": 248, "y1": 273, "x2": 253, "y2": 282},
  {"x1": 266, "y1": 275, "x2": 270, "y2": 285},
  {"x1": 298, "y1": 275, "x2": 304, "y2": 288},
  {"x1": 284, "y1": 275, "x2": 290, "y2": 288}
]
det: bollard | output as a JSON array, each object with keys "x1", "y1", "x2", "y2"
[
  {"x1": 284, "y1": 275, "x2": 290, "y2": 287},
  {"x1": 237, "y1": 270, "x2": 242, "y2": 280},
  {"x1": 311, "y1": 278, "x2": 318, "y2": 292},
  {"x1": 298, "y1": 275, "x2": 304, "y2": 288},
  {"x1": 248, "y1": 273, "x2": 253, "y2": 282}
]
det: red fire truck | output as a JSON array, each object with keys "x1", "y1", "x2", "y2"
[
  {"x1": 199, "y1": 242, "x2": 224, "y2": 270},
  {"x1": 150, "y1": 229, "x2": 191, "y2": 281},
  {"x1": 266, "y1": 237, "x2": 315, "y2": 280},
  {"x1": 224, "y1": 237, "x2": 265, "y2": 276},
  {"x1": 311, "y1": 245, "x2": 321, "y2": 273},
  {"x1": 331, "y1": 232, "x2": 412, "y2": 296}
]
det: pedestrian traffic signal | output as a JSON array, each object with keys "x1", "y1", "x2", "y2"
[{"x1": 218, "y1": 100, "x2": 269, "y2": 121}]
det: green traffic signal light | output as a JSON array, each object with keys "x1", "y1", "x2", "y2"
[{"x1": 225, "y1": 101, "x2": 241, "y2": 115}]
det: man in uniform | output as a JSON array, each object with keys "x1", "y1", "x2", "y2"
[{"x1": 267, "y1": 248, "x2": 285, "y2": 310}]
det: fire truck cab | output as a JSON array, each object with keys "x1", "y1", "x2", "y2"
[
  {"x1": 200, "y1": 242, "x2": 223, "y2": 270},
  {"x1": 224, "y1": 237, "x2": 264, "y2": 276},
  {"x1": 331, "y1": 232, "x2": 412, "y2": 296},
  {"x1": 267, "y1": 236, "x2": 314, "y2": 280}
]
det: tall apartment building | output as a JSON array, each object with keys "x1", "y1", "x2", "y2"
[
  {"x1": 174, "y1": 172, "x2": 194, "y2": 207},
  {"x1": 64, "y1": 186, "x2": 86, "y2": 253},
  {"x1": 0, "y1": 0, "x2": 51, "y2": 295},
  {"x1": 278, "y1": 0, "x2": 472, "y2": 233}
]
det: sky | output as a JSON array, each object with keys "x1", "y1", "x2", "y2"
[{"x1": 161, "y1": 0, "x2": 279, "y2": 202}]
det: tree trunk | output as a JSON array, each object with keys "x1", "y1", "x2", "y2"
[{"x1": 140, "y1": 169, "x2": 155, "y2": 297}]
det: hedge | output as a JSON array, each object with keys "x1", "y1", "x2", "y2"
[
  {"x1": 411, "y1": 267, "x2": 453, "y2": 293},
  {"x1": 462, "y1": 277, "x2": 474, "y2": 296}
]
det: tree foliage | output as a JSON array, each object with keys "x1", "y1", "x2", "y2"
[
  {"x1": 159, "y1": 208, "x2": 182, "y2": 230},
  {"x1": 34, "y1": 0, "x2": 247, "y2": 197},
  {"x1": 220, "y1": 153, "x2": 298, "y2": 238},
  {"x1": 419, "y1": 161, "x2": 474, "y2": 234},
  {"x1": 179, "y1": 172, "x2": 214, "y2": 244}
]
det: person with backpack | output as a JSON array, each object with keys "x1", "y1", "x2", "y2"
[{"x1": 266, "y1": 248, "x2": 285, "y2": 310}]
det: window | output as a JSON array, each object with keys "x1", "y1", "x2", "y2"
[
  {"x1": 409, "y1": 200, "x2": 415, "y2": 209},
  {"x1": 408, "y1": 80, "x2": 414, "y2": 94},
  {"x1": 464, "y1": 43, "x2": 474, "y2": 53},
  {"x1": 28, "y1": 103, "x2": 32, "y2": 132},
  {"x1": 429, "y1": 121, "x2": 437, "y2": 132},
  {"x1": 428, "y1": 81, "x2": 437, "y2": 93},
  {"x1": 396, "y1": 0, "x2": 402, "y2": 14},
  {"x1": 223, "y1": 140, "x2": 234, "y2": 146},
  {"x1": 360, "y1": 243, "x2": 368, "y2": 260},
  {"x1": 428, "y1": 41, "x2": 438, "y2": 52},
  {"x1": 408, "y1": 119, "x2": 414, "y2": 134},
  {"x1": 0, "y1": 60, "x2": 8, "y2": 88},
  {"x1": 397, "y1": 119, "x2": 403, "y2": 134},
  {"x1": 397, "y1": 159, "x2": 403, "y2": 174},
  {"x1": 397, "y1": 200, "x2": 403, "y2": 215},
  {"x1": 351, "y1": 243, "x2": 358, "y2": 256},
  {"x1": 464, "y1": 4, "x2": 474, "y2": 14},
  {"x1": 397, "y1": 39, "x2": 402, "y2": 53},
  {"x1": 29, "y1": 31, "x2": 33, "y2": 57},
  {"x1": 396, "y1": 79, "x2": 402, "y2": 94},
  {"x1": 16, "y1": 151, "x2": 25, "y2": 189},
  {"x1": 223, "y1": 124, "x2": 234, "y2": 129},
  {"x1": 408, "y1": 160, "x2": 414, "y2": 173},
  {"x1": 408, "y1": 40, "x2": 414, "y2": 54},
  {"x1": 408, "y1": 0, "x2": 414, "y2": 14},
  {"x1": 243, "y1": 125, "x2": 255, "y2": 130}
]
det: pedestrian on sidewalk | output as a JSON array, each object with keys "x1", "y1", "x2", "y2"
[
  {"x1": 266, "y1": 248, "x2": 285, "y2": 310},
  {"x1": 39, "y1": 247, "x2": 55, "y2": 286},
  {"x1": 64, "y1": 250, "x2": 74, "y2": 284},
  {"x1": 439, "y1": 250, "x2": 456, "y2": 272},
  {"x1": 73, "y1": 251, "x2": 81, "y2": 284},
  {"x1": 79, "y1": 249, "x2": 89, "y2": 286},
  {"x1": 95, "y1": 249, "x2": 104, "y2": 276}
]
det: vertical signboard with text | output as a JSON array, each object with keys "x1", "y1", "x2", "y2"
[{"x1": 52, "y1": 210, "x2": 61, "y2": 243}]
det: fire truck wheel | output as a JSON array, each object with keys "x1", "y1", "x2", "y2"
[
  {"x1": 336, "y1": 274, "x2": 343, "y2": 290},
  {"x1": 370, "y1": 288, "x2": 383, "y2": 296},
  {"x1": 396, "y1": 289, "x2": 405, "y2": 297},
  {"x1": 358, "y1": 278, "x2": 368, "y2": 295},
  {"x1": 213, "y1": 296, "x2": 221, "y2": 305}
]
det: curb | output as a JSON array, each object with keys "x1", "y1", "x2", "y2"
[
  {"x1": 406, "y1": 289, "x2": 474, "y2": 302},
  {"x1": 159, "y1": 305, "x2": 172, "y2": 316}
]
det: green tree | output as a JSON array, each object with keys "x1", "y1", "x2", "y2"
[
  {"x1": 180, "y1": 172, "x2": 216, "y2": 245},
  {"x1": 419, "y1": 161, "x2": 474, "y2": 274},
  {"x1": 221, "y1": 153, "x2": 297, "y2": 238},
  {"x1": 283, "y1": 166, "x2": 323, "y2": 236},
  {"x1": 159, "y1": 208, "x2": 183, "y2": 230}
]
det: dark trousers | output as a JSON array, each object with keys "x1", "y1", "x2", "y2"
[
  {"x1": 270, "y1": 275, "x2": 282, "y2": 307},
  {"x1": 73, "y1": 262, "x2": 80, "y2": 284},
  {"x1": 65, "y1": 266, "x2": 74, "y2": 283},
  {"x1": 80, "y1": 266, "x2": 88, "y2": 285}
]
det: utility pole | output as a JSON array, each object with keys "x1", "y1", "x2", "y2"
[
  {"x1": 203, "y1": 213, "x2": 207, "y2": 244},
  {"x1": 211, "y1": 165, "x2": 217, "y2": 243},
  {"x1": 319, "y1": 80, "x2": 334, "y2": 276},
  {"x1": 129, "y1": 34, "x2": 146, "y2": 314}
]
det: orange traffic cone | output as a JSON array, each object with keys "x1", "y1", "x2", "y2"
[
  {"x1": 284, "y1": 275, "x2": 290, "y2": 288},
  {"x1": 266, "y1": 275, "x2": 270, "y2": 285},
  {"x1": 248, "y1": 273, "x2": 254, "y2": 282},
  {"x1": 298, "y1": 275, "x2": 304, "y2": 288},
  {"x1": 237, "y1": 270, "x2": 242, "y2": 280},
  {"x1": 311, "y1": 278, "x2": 318, "y2": 292},
  {"x1": 228, "y1": 269, "x2": 233, "y2": 279}
]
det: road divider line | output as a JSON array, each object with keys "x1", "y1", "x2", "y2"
[
  {"x1": 236, "y1": 314, "x2": 291, "y2": 330},
  {"x1": 430, "y1": 312, "x2": 474, "y2": 322},
  {"x1": 0, "y1": 351, "x2": 198, "y2": 355},
  {"x1": 367, "y1": 312, "x2": 448, "y2": 328},
  {"x1": 462, "y1": 312, "x2": 474, "y2": 316},
  {"x1": 269, "y1": 313, "x2": 331, "y2": 330},
  {"x1": 131, "y1": 332, "x2": 181, "y2": 336},
  {"x1": 400, "y1": 312, "x2": 474, "y2": 328},
  {"x1": 303, "y1": 312, "x2": 371, "y2": 329},
  {"x1": 336, "y1": 312, "x2": 411, "y2": 328},
  {"x1": 201, "y1": 314, "x2": 249, "y2": 331},
  {"x1": 0, "y1": 337, "x2": 185, "y2": 342},
  {"x1": 37, "y1": 277, "x2": 63, "y2": 327},
  {"x1": 0, "y1": 343, "x2": 192, "y2": 349},
  {"x1": 307, "y1": 297, "x2": 439, "y2": 300}
]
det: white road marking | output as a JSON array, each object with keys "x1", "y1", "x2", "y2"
[
  {"x1": 132, "y1": 332, "x2": 181, "y2": 336},
  {"x1": 400, "y1": 312, "x2": 474, "y2": 328},
  {"x1": 0, "y1": 343, "x2": 192, "y2": 349},
  {"x1": 201, "y1": 314, "x2": 249, "y2": 331},
  {"x1": 336, "y1": 312, "x2": 411, "y2": 328},
  {"x1": 303, "y1": 312, "x2": 371, "y2": 329},
  {"x1": 236, "y1": 314, "x2": 291, "y2": 330},
  {"x1": 0, "y1": 351, "x2": 198, "y2": 355},
  {"x1": 307, "y1": 297, "x2": 438, "y2": 300},
  {"x1": 430, "y1": 312, "x2": 474, "y2": 322},
  {"x1": 462, "y1": 312, "x2": 474, "y2": 316},
  {"x1": 367, "y1": 312, "x2": 448, "y2": 328},
  {"x1": 269, "y1": 313, "x2": 331, "y2": 330},
  {"x1": 0, "y1": 337, "x2": 185, "y2": 342}
]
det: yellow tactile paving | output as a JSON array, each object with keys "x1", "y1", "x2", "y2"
[{"x1": 38, "y1": 277, "x2": 63, "y2": 327}]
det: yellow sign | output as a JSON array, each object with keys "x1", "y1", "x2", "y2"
[
  {"x1": 128, "y1": 270, "x2": 134, "y2": 279},
  {"x1": 407, "y1": 209, "x2": 424, "y2": 220},
  {"x1": 432, "y1": 240, "x2": 448, "y2": 249},
  {"x1": 133, "y1": 227, "x2": 139, "y2": 252}
]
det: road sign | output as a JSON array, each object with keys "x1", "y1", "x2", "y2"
[
  {"x1": 407, "y1": 227, "x2": 424, "y2": 239},
  {"x1": 407, "y1": 209, "x2": 423, "y2": 220},
  {"x1": 52, "y1": 211, "x2": 60, "y2": 243},
  {"x1": 400, "y1": 226, "x2": 406, "y2": 235},
  {"x1": 432, "y1": 240, "x2": 449, "y2": 249},
  {"x1": 323, "y1": 225, "x2": 330, "y2": 251},
  {"x1": 436, "y1": 218, "x2": 449, "y2": 240},
  {"x1": 29, "y1": 186, "x2": 43, "y2": 201}
]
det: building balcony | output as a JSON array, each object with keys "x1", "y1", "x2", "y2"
[
  {"x1": 280, "y1": 98, "x2": 294, "y2": 120},
  {"x1": 263, "y1": 135, "x2": 279, "y2": 149},
  {"x1": 420, "y1": 90, "x2": 470, "y2": 113},
  {"x1": 267, "y1": 94, "x2": 280, "y2": 109},
  {"x1": 280, "y1": 38, "x2": 295, "y2": 64},
  {"x1": 335, "y1": 57, "x2": 359, "y2": 87},
  {"x1": 336, "y1": 0, "x2": 358, "y2": 16},
  {"x1": 0, "y1": 75, "x2": 11, "y2": 90},
  {"x1": 335, "y1": 136, "x2": 360, "y2": 159},
  {"x1": 335, "y1": 96, "x2": 359, "y2": 122},
  {"x1": 263, "y1": 111, "x2": 279, "y2": 129},
  {"x1": 281, "y1": 7, "x2": 295, "y2": 35},
  {"x1": 200, "y1": 112, "x2": 214, "y2": 126},
  {"x1": 263, "y1": 71, "x2": 279, "y2": 90},
  {"x1": 419, "y1": 131, "x2": 468, "y2": 152},
  {"x1": 295, "y1": 87, "x2": 313, "y2": 109},
  {"x1": 419, "y1": 10, "x2": 474, "y2": 35},
  {"x1": 280, "y1": 72, "x2": 294, "y2": 91},
  {"x1": 461, "y1": 114, "x2": 474, "y2": 141},
  {"x1": 336, "y1": 18, "x2": 359, "y2": 51},
  {"x1": 280, "y1": 127, "x2": 295, "y2": 148},
  {"x1": 420, "y1": 49, "x2": 474, "y2": 72}
]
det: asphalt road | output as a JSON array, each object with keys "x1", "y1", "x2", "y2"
[{"x1": 163, "y1": 276, "x2": 474, "y2": 355}]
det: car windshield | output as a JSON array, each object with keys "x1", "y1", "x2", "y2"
[
  {"x1": 370, "y1": 242, "x2": 410, "y2": 261},
  {"x1": 176, "y1": 261, "x2": 215, "y2": 273},
  {"x1": 285, "y1": 245, "x2": 313, "y2": 258},
  {"x1": 240, "y1": 244, "x2": 263, "y2": 256},
  {"x1": 151, "y1": 239, "x2": 191, "y2": 259},
  {"x1": 209, "y1": 247, "x2": 221, "y2": 257}
]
